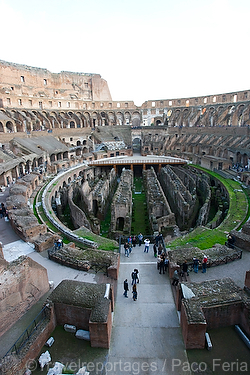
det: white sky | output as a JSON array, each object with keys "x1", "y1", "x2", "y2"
[{"x1": 0, "y1": 0, "x2": 249, "y2": 106}]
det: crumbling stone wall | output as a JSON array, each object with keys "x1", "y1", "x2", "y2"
[
  {"x1": 68, "y1": 168, "x2": 117, "y2": 234},
  {"x1": 48, "y1": 242, "x2": 120, "y2": 279},
  {"x1": 159, "y1": 166, "x2": 197, "y2": 230},
  {"x1": 179, "y1": 278, "x2": 250, "y2": 349},
  {"x1": 68, "y1": 185, "x2": 92, "y2": 230},
  {"x1": 231, "y1": 221, "x2": 250, "y2": 252},
  {"x1": 143, "y1": 167, "x2": 175, "y2": 233},
  {"x1": 0, "y1": 256, "x2": 49, "y2": 337},
  {"x1": 0, "y1": 59, "x2": 112, "y2": 109},
  {"x1": 110, "y1": 169, "x2": 133, "y2": 236},
  {"x1": 92, "y1": 168, "x2": 117, "y2": 219},
  {"x1": 159, "y1": 165, "x2": 211, "y2": 230},
  {"x1": 6, "y1": 173, "x2": 50, "y2": 242},
  {"x1": 8, "y1": 208, "x2": 47, "y2": 241}
]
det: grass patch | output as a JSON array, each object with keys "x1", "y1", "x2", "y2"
[
  {"x1": 132, "y1": 177, "x2": 152, "y2": 235},
  {"x1": 167, "y1": 166, "x2": 248, "y2": 251},
  {"x1": 100, "y1": 205, "x2": 111, "y2": 237},
  {"x1": 73, "y1": 227, "x2": 119, "y2": 252}
]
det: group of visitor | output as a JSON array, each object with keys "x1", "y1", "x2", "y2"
[
  {"x1": 123, "y1": 268, "x2": 139, "y2": 301},
  {"x1": 172, "y1": 255, "x2": 209, "y2": 286}
]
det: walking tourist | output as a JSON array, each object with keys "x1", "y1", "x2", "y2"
[
  {"x1": 158, "y1": 243, "x2": 163, "y2": 255},
  {"x1": 132, "y1": 235, "x2": 137, "y2": 247},
  {"x1": 138, "y1": 233, "x2": 143, "y2": 246},
  {"x1": 123, "y1": 279, "x2": 129, "y2": 297},
  {"x1": 132, "y1": 284, "x2": 137, "y2": 301},
  {"x1": 144, "y1": 238, "x2": 150, "y2": 253},
  {"x1": 202, "y1": 255, "x2": 208, "y2": 273},
  {"x1": 131, "y1": 269, "x2": 139, "y2": 285},
  {"x1": 124, "y1": 242, "x2": 130, "y2": 257},
  {"x1": 128, "y1": 235, "x2": 132, "y2": 253},
  {"x1": 134, "y1": 268, "x2": 139, "y2": 283},
  {"x1": 1, "y1": 203, "x2": 6, "y2": 218},
  {"x1": 193, "y1": 257, "x2": 199, "y2": 273}
]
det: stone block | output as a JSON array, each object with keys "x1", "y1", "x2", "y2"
[
  {"x1": 64, "y1": 324, "x2": 77, "y2": 333},
  {"x1": 75, "y1": 329, "x2": 90, "y2": 341},
  {"x1": 45, "y1": 336, "x2": 54, "y2": 347}
]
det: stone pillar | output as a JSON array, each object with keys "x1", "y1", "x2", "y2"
[
  {"x1": 89, "y1": 303, "x2": 112, "y2": 348},
  {"x1": 180, "y1": 302, "x2": 207, "y2": 349},
  {"x1": 245, "y1": 270, "x2": 250, "y2": 290},
  {"x1": 15, "y1": 166, "x2": 20, "y2": 179}
]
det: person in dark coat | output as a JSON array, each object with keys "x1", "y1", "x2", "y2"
[
  {"x1": 132, "y1": 284, "x2": 137, "y2": 301},
  {"x1": 131, "y1": 269, "x2": 139, "y2": 285},
  {"x1": 153, "y1": 243, "x2": 157, "y2": 258},
  {"x1": 159, "y1": 254, "x2": 165, "y2": 274},
  {"x1": 132, "y1": 236, "x2": 137, "y2": 247},
  {"x1": 193, "y1": 257, "x2": 199, "y2": 273},
  {"x1": 123, "y1": 279, "x2": 129, "y2": 297},
  {"x1": 1, "y1": 203, "x2": 6, "y2": 218}
]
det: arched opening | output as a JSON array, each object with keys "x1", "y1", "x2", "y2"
[
  {"x1": 50, "y1": 154, "x2": 56, "y2": 162},
  {"x1": 116, "y1": 217, "x2": 124, "y2": 231},
  {"x1": 132, "y1": 137, "x2": 141, "y2": 152},
  {"x1": 6, "y1": 121, "x2": 14, "y2": 132}
]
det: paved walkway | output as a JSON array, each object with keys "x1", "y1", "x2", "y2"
[{"x1": 107, "y1": 245, "x2": 190, "y2": 375}]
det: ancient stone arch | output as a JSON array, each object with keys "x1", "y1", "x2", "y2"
[
  {"x1": 108, "y1": 111, "x2": 116, "y2": 126},
  {"x1": 131, "y1": 111, "x2": 141, "y2": 127},
  {"x1": 116, "y1": 111, "x2": 124, "y2": 125},
  {"x1": 124, "y1": 111, "x2": 131, "y2": 125}
]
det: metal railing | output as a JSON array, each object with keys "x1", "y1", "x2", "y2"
[{"x1": 1, "y1": 305, "x2": 47, "y2": 360}]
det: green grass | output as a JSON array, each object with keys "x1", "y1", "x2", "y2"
[
  {"x1": 131, "y1": 177, "x2": 152, "y2": 235},
  {"x1": 100, "y1": 205, "x2": 111, "y2": 237},
  {"x1": 73, "y1": 227, "x2": 119, "y2": 252},
  {"x1": 167, "y1": 166, "x2": 248, "y2": 250}
]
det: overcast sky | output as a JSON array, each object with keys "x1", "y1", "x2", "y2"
[{"x1": 1, "y1": 0, "x2": 249, "y2": 106}]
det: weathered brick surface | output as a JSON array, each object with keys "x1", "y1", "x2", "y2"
[{"x1": 0, "y1": 257, "x2": 49, "y2": 337}]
